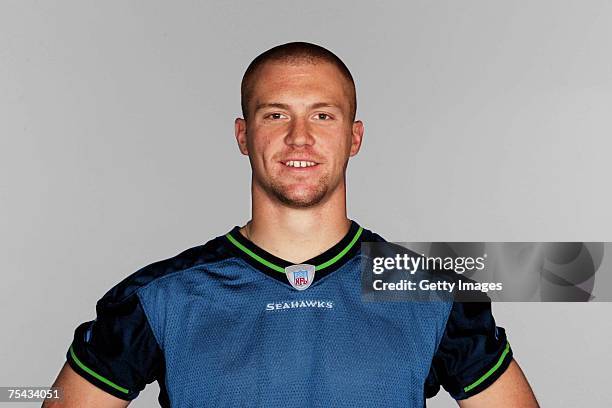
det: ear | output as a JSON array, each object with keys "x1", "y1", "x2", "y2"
[
  {"x1": 234, "y1": 118, "x2": 249, "y2": 155},
  {"x1": 349, "y1": 120, "x2": 364, "y2": 156}
]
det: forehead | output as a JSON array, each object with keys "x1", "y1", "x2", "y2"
[{"x1": 249, "y1": 61, "x2": 353, "y2": 107}]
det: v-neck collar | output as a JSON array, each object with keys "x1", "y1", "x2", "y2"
[{"x1": 224, "y1": 221, "x2": 364, "y2": 286}]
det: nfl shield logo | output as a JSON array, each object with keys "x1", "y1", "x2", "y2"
[{"x1": 285, "y1": 264, "x2": 316, "y2": 290}]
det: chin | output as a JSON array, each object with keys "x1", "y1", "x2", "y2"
[{"x1": 273, "y1": 186, "x2": 329, "y2": 208}]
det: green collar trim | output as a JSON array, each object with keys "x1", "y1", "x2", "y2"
[
  {"x1": 225, "y1": 226, "x2": 363, "y2": 274},
  {"x1": 225, "y1": 233, "x2": 285, "y2": 273}
]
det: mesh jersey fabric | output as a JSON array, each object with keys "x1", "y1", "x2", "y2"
[{"x1": 66, "y1": 221, "x2": 512, "y2": 407}]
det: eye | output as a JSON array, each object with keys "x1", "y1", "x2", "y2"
[
  {"x1": 265, "y1": 113, "x2": 286, "y2": 120},
  {"x1": 314, "y1": 113, "x2": 332, "y2": 120}
]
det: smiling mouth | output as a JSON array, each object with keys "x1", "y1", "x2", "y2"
[{"x1": 281, "y1": 160, "x2": 318, "y2": 168}]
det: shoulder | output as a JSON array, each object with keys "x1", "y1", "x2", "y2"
[
  {"x1": 98, "y1": 234, "x2": 233, "y2": 306},
  {"x1": 359, "y1": 224, "x2": 388, "y2": 243}
]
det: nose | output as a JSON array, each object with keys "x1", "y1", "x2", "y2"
[{"x1": 285, "y1": 117, "x2": 315, "y2": 147}]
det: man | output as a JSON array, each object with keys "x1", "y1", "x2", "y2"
[{"x1": 45, "y1": 42, "x2": 538, "y2": 407}]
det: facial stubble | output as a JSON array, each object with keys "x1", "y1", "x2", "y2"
[{"x1": 265, "y1": 171, "x2": 332, "y2": 208}]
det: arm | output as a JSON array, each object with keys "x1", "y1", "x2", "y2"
[
  {"x1": 43, "y1": 362, "x2": 129, "y2": 408},
  {"x1": 458, "y1": 359, "x2": 539, "y2": 408},
  {"x1": 425, "y1": 299, "x2": 537, "y2": 404},
  {"x1": 49, "y1": 286, "x2": 162, "y2": 407}
]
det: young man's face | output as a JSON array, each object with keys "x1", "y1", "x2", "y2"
[{"x1": 235, "y1": 61, "x2": 363, "y2": 208}]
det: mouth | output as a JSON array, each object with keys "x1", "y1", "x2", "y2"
[{"x1": 280, "y1": 160, "x2": 319, "y2": 168}]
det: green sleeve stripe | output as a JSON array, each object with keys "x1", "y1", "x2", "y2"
[
  {"x1": 316, "y1": 226, "x2": 363, "y2": 271},
  {"x1": 463, "y1": 341, "x2": 511, "y2": 393},
  {"x1": 69, "y1": 345, "x2": 130, "y2": 394},
  {"x1": 225, "y1": 233, "x2": 286, "y2": 273}
]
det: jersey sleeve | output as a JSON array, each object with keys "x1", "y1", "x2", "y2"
[
  {"x1": 66, "y1": 288, "x2": 163, "y2": 400},
  {"x1": 424, "y1": 300, "x2": 513, "y2": 400}
]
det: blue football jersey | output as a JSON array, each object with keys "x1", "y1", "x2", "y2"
[{"x1": 66, "y1": 221, "x2": 512, "y2": 407}]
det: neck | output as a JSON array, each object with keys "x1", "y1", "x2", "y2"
[{"x1": 241, "y1": 182, "x2": 351, "y2": 264}]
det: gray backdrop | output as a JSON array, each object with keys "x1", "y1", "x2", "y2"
[{"x1": 1, "y1": 1, "x2": 611, "y2": 406}]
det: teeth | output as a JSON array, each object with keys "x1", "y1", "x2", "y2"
[{"x1": 285, "y1": 160, "x2": 316, "y2": 167}]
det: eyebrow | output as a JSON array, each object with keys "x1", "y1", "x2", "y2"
[
  {"x1": 254, "y1": 103, "x2": 290, "y2": 112},
  {"x1": 253, "y1": 102, "x2": 342, "y2": 113}
]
